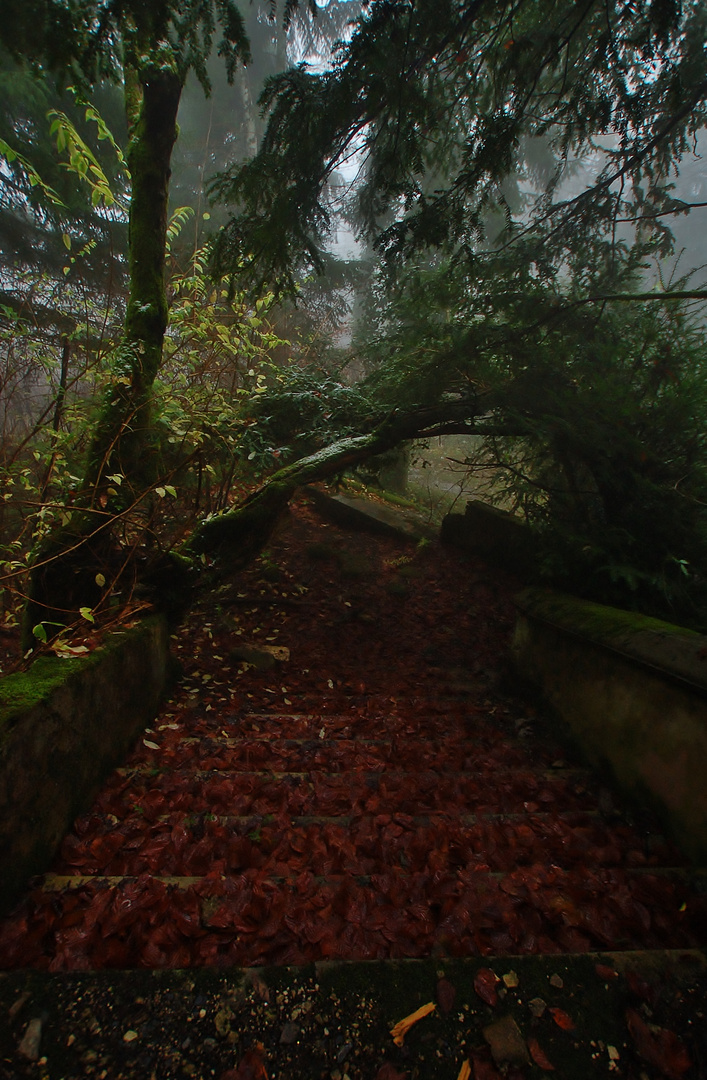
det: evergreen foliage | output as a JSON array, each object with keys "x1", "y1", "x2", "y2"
[
  {"x1": 213, "y1": 0, "x2": 707, "y2": 294},
  {"x1": 3, "y1": 0, "x2": 707, "y2": 642},
  {"x1": 208, "y1": 0, "x2": 707, "y2": 624},
  {"x1": 0, "y1": 53, "x2": 128, "y2": 327}
]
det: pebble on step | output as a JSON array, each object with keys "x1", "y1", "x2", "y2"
[{"x1": 17, "y1": 1017, "x2": 42, "y2": 1060}]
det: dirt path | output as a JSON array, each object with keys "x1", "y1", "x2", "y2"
[{"x1": 1, "y1": 493, "x2": 706, "y2": 1077}]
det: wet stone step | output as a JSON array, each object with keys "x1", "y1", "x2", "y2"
[
  {"x1": 180, "y1": 710, "x2": 540, "y2": 740},
  {"x1": 105, "y1": 768, "x2": 602, "y2": 817},
  {"x1": 3, "y1": 864, "x2": 703, "y2": 970},
  {"x1": 125, "y1": 737, "x2": 550, "y2": 773},
  {"x1": 57, "y1": 810, "x2": 686, "y2": 878},
  {"x1": 3, "y1": 500, "x2": 704, "y2": 981}
]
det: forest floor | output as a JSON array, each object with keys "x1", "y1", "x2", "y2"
[{"x1": 1, "y1": 491, "x2": 706, "y2": 1080}]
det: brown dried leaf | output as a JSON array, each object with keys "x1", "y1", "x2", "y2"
[
  {"x1": 474, "y1": 968, "x2": 500, "y2": 1007},
  {"x1": 375, "y1": 1066, "x2": 408, "y2": 1080},
  {"x1": 437, "y1": 977, "x2": 456, "y2": 1015},
  {"x1": 549, "y1": 1006, "x2": 575, "y2": 1031},
  {"x1": 527, "y1": 1036, "x2": 555, "y2": 1071},
  {"x1": 626, "y1": 1008, "x2": 691, "y2": 1079}
]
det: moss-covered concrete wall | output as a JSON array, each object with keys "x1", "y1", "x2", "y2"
[
  {"x1": 512, "y1": 588, "x2": 707, "y2": 864},
  {"x1": 305, "y1": 486, "x2": 437, "y2": 542},
  {"x1": 0, "y1": 617, "x2": 170, "y2": 915}
]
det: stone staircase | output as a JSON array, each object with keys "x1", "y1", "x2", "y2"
[{"x1": 1, "y1": 494, "x2": 705, "y2": 1078}]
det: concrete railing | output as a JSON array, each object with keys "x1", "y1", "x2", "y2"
[
  {"x1": 513, "y1": 588, "x2": 707, "y2": 864},
  {"x1": 0, "y1": 616, "x2": 170, "y2": 914},
  {"x1": 442, "y1": 500, "x2": 707, "y2": 863}
]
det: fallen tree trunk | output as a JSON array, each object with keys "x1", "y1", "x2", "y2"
[
  {"x1": 186, "y1": 400, "x2": 490, "y2": 563},
  {"x1": 20, "y1": 398, "x2": 491, "y2": 650}
]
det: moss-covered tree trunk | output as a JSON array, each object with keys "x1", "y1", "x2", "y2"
[
  {"x1": 84, "y1": 57, "x2": 182, "y2": 504},
  {"x1": 22, "y1": 54, "x2": 183, "y2": 648},
  {"x1": 186, "y1": 402, "x2": 489, "y2": 566}
]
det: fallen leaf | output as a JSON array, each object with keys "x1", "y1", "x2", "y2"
[
  {"x1": 502, "y1": 971, "x2": 519, "y2": 989},
  {"x1": 375, "y1": 1066, "x2": 408, "y2": 1080},
  {"x1": 246, "y1": 973, "x2": 270, "y2": 1002},
  {"x1": 549, "y1": 1007, "x2": 576, "y2": 1031},
  {"x1": 390, "y1": 1002, "x2": 436, "y2": 1046},
  {"x1": 143, "y1": 740, "x2": 160, "y2": 751},
  {"x1": 528, "y1": 997, "x2": 547, "y2": 1018},
  {"x1": 549, "y1": 973, "x2": 564, "y2": 988},
  {"x1": 232, "y1": 1044, "x2": 268, "y2": 1079},
  {"x1": 594, "y1": 963, "x2": 619, "y2": 981},
  {"x1": 527, "y1": 1036, "x2": 555, "y2": 1070},
  {"x1": 474, "y1": 968, "x2": 500, "y2": 1007},
  {"x1": 437, "y1": 977, "x2": 456, "y2": 1014},
  {"x1": 625, "y1": 971, "x2": 657, "y2": 1003},
  {"x1": 626, "y1": 1008, "x2": 691, "y2": 1079}
]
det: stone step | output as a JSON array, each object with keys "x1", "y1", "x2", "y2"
[
  {"x1": 126, "y1": 738, "x2": 557, "y2": 773},
  {"x1": 170, "y1": 710, "x2": 544, "y2": 741},
  {"x1": 59, "y1": 808, "x2": 685, "y2": 877},
  {"x1": 116, "y1": 763, "x2": 590, "y2": 783},
  {"x1": 19, "y1": 864, "x2": 702, "y2": 969},
  {"x1": 41, "y1": 864, "x2": 704, "y2": 891},
  {"x1": 2, "y1": 950, "x2": 704, "y2": 1079},
  {"x1": 83, "y1": 808, "x2": 614, "y2": 828},
  {"x1": 105, "y1": 766, "x2": 601, "y2": 818}
]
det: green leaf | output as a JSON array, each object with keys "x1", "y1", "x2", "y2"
[
  {"x1": 155, "y1": 487, "x2": 166, "y2": 498},
  {"x1": 79, "y1": 607, "x2": 95, "y2": 623},
  {"x1": 95, "y1": 573, "x2": 106, "y2": 587},
  {"x1": 62, "y1": 233, "x2": 72, "y2": 250},
  {"x1": 32, "y1": 623, "x2": 48, "y2": 643}
]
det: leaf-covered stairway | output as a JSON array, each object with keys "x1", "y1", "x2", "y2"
[{"x1": 1, "y1": 494, "x2": 706, "y2": 1077}]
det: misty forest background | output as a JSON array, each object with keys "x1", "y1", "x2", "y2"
[{"x1": 1, "y1": 0, "x2": 707, "y2": 662}]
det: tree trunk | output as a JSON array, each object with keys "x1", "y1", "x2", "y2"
[
  {"x1": 39, "y1": 336, "x2": 71, "y2": 499},
  {"x1": 186, "y1": 402, "x2": 490, "y2": 565},
  {"x1": 83, "y1": 60, "x2": 182, "y2": 507},
  {"x1": 22, "y1": 57, "x2": 183, "y2": 649}
]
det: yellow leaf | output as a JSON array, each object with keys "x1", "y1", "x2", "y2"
[{"x1": 390, "y1": 1002, "x2": 436, "y2": 1047}]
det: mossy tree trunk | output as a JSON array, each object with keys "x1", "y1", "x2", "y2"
[
  {"x1": 186, "y1": 401, "x2": 491, "y2": 566},
  {"x1": 23, "y1": 51, "x2": 183, "y2": 649},
  {"x1": 84, "y1": 56, "x2": 182, "y2": 506}
]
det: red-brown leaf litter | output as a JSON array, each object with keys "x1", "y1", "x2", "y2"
[{"x1": 1, "y1": 495, "x2": 705, "y2": 972}]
